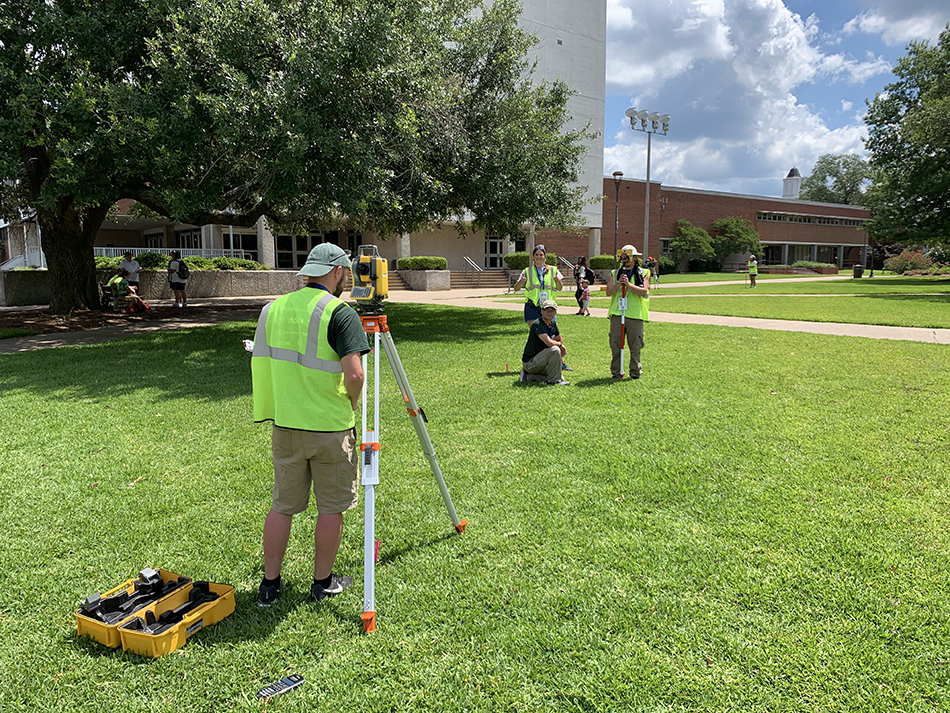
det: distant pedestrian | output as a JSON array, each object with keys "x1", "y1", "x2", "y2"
[
  {"x1": 119, "y1": 251, "x2": 141, "y2": 288},
  {"x1": 578, "y1": 279, "x2": 591, "y2": 316},
  {"x1": 168, "y1": 251, "x2": 188, "y2": 307},
  {"x1": 747, "y1": 254, "x2": 758, "y2": 288},
  {"x1": 573, "y1": 257, "x2": 595, "y2": 314}
]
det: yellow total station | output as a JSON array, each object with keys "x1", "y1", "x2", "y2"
[{"x1": 350, "y1": 245, "x2": 389, "y2": 306}]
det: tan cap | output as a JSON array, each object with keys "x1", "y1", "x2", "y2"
[{"x1": 540, "y1": 299, "x2": 558, "y2": 311}]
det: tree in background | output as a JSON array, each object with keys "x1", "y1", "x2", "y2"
[
  {"x1": 0, "y1": 0, "x2": 593, "y2": 312},
  {"x1": 669, "y1": 220, "x2": 713, "y2": 268},
  {"x1": 710, "y1": 217, "x2": 761, "y2": 267},
  {"x1": 798, "y1": 154, "x2": 870, "y2": 205},
  {"x1": 864, "y1": 24, "x2": 950, "y2": 245}
]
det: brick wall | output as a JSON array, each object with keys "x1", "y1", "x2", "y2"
[{"x1": 602, "y1": 177, "x2": 872, "y2": 256}]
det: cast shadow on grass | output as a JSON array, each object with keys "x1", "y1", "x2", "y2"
[
  {"x1": 0, "y1": 304, "x2": 523, "y2": 403},
  {"x1": 380, "y1": 303, "x2": 525, "y2": 345},
  {"x1": 860, "y1": 293, "x2": 950, "y2": 303},
  {"x1": 376, "y1": 530, "x2": 460, "y2": 568},
  {"x1": 0, "y1": 323, "x2": 255, "y2": 403}
]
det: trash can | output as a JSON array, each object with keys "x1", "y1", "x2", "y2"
[{"x1": 852, "y1": 265, "x2": 864, "y2": 278}]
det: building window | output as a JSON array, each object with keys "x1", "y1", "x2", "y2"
[
  {"x1": 144, "y1": 231, "x2": 164, "y2": 249},
  {"x1": 277, "y1": 233, "x2": 325, "y2": 269},
  {"x1": 175, "y1": 228, "x2": 201, "y2": 249},
  {"x1": 659, "y1": 239, "x2": 671, "y2": 255}
]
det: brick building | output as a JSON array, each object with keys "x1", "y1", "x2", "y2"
[{"x1": 537, "y1": 171, "x2": 873, "y2": 270}]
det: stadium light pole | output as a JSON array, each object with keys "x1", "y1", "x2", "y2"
[
  {"x1": 625, "y1": 108, "x2": 670, "y2": 261},
  {"x1": 612, "y1": 171, "x2": 623, "y2": 268}
]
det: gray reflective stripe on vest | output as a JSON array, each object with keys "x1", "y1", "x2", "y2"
[{"x1": 252, "y1": 294, "x2": 343, "y2": 373}]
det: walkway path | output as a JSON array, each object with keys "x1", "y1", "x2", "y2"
[{"x1": 2, "y1": 276, "x2": 948, "y2": 354}]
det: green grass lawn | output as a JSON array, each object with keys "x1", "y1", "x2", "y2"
[
  {"x1": 653, "y1": 275, "x2": 950, "y2": 296},
  {"x1": 584, "y1": 277, "x2": 950, "y2": 329},
  {"x1": 2, "y1": 304, "x2": 949, "y2": 711}
]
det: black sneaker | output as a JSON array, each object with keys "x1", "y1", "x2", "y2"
[
  {"x1": 258, "y1": 580, "x2": 280, "y2": 608},
  {"x1": 310, "y1": 574, "x2": 353, "y2": 602}
]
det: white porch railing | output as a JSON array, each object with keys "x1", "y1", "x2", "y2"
[{"x1": 93, "y1": 247, "x2": 247, "y2": 259}]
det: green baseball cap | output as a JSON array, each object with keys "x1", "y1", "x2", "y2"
[{"x1": 297, "y1": 243, "x2": 351, "y2": 278}]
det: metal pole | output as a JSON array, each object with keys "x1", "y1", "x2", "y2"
[{"x1": 643, "y1": 131, "x2": 652, "y2": 261}]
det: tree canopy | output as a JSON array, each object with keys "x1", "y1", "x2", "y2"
[
  {"x1": 710, "y1": 217, "x2": 761, "y2": 266},
  {"x1": 669, "y1": 219, "x2": 713, "y2": 267},
  {"x1": 0, "y1": 0, "x2": 594, "y2": 312},
  {"x1": 864, "y1": 24, "x2": 950, "y2": 244},
  {"x1": 798, "y1": 154, "x2": 869, "y2": 205}
]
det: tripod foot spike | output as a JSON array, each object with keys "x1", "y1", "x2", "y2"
[
  {"x1": 361, "y1": 611, "x2": 376, "y2": 633},
  {"x1": 454, "y1": 520, "x2": 468, "y2": 534}
]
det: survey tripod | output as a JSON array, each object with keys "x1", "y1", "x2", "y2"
[{"x1": 356, "y1": 305, "x2": 467, "y2": 633}]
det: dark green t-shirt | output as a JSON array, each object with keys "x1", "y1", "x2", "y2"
[
  {"x1": 327, "y1": 301, "x2": 370, "y2": 358},
  {"x1": 522, "y1": 318, "x2": 559, "y2": 362}
]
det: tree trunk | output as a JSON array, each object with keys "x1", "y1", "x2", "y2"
[{"x1": 38, "y1": 201, "x2": 111, "y2": 313}]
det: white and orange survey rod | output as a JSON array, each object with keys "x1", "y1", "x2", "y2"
[{"x1": 618, "y1": 280, "x2": 628, "y2": 378}]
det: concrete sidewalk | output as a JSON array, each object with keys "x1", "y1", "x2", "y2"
[{"x1": 2, "y1": 280, "x2": 948, "y2": 354}]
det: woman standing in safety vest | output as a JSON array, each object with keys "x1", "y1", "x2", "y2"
[
  {"x1": 747, "y1": 254, "x2": 758, "y2": 288},
  {"x1": 512, "y1": 244, "x2": 564, "y2": 324}
]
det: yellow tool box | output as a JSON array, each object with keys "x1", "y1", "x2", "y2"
[{"x1": 75, "y1": 568, "x2": 234, "y2": 656}]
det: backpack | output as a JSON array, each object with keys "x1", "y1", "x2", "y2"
[{"x1": 175, "y1": 259, "x2": 190, "y2": 280}]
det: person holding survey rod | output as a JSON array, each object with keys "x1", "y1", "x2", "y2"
[{"x1": 606, "y1": 244, "x2": 650, "y2": 379}]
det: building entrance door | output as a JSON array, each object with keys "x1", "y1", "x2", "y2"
[{"x1": 485, "y1": 237, "x2": 505, "y2": 269}]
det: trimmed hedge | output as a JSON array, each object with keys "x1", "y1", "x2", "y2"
[
  {"x1": 503, "y1": 252, "x2": 557, "y2": 270},
  {"x1": 135, "y1": 251, "x2": 171, "y2": 269},
  {"x1": 791, "y1": 260, "x2": 837, "y2": 268},
  {"x1": 688, "y1": 258, "x2": 722, "y2": 272},
  {"x1": 588, "y1": 254, "x2": 616, "y2": 270},
  {"x1": 658, "y1": 255, "x2": 677, "y2": 274},
  {"x1": 397, "y1": 256, "x2": 448, "y2": 270}
]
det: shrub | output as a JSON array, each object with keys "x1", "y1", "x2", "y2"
[
  {"x1": 791, "y1": 260, "x2": 837, "y2": 268},
  {"x1": 95, "y1": 256, "x2": 121, "y2": 270},
  {"x1": 184, "y1": 256, "x2": 215, "y2": 270},
  {"x1": 211, "y1": 257, "x2": 241, "y2": 270},
  {"x1": 236, "y1": 259, "x2": 268, "y2": 270},
  {"x1": 884, "y1": 249, "x2": 933, "y2": 275},
  {"x1": 589, "y1": 254, "x2": 616, "y2": 270},
  {"x1": 688, "y1": 257, "x2": 721, "y2": 272},
  {"x1": 502, "y1": 251, "x2": 556, "y2": 270},
  {"x1": 926, "y1": 244, "x2": 950, "y2": 264},
  {"x1": 658, "y1": 255, "x2": 677, "y2": 274},
  {"x1": 397, "y1": 256, "x2": 448, "y2": 270},
  {"x1": 136, "y1": 251, "x2": 170, "y2": 269}
]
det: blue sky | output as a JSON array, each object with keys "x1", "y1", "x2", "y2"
[{"x1": 603, "y1": 0, "x2": 948, "y2": 197}]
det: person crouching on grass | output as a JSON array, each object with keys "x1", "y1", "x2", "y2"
[{"x1": 519, "y1": 300, "x2": 570, "y2": 386}]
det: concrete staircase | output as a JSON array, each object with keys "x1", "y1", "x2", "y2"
[{"x1": 449, "y1": 270, "x2": 511, "y2": 290}]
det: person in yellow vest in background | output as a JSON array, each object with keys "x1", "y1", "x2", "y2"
[
  {"x1": 747, "y1": 254, "x2": 758, "y2": 288},
  {"x1": 606, "y1": 244, "x2": 650, "y2": 380},
  {"x1": 512, "y1": 244, "x2": 564, "y2": 324},
  {"x1": 251, "y1": 243, "x2": 370, "y2": 607}
]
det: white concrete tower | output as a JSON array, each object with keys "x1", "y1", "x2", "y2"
[{"x1": 783, "y1": 167, "x2": 802, "y2": 199}]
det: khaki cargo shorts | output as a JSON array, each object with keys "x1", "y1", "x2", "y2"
[{"x1": 271, "y1": 425, "x2": 359, "y2": 515}]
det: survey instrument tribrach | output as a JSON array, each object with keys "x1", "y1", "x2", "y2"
[{"x1": 351, "y1": 245, "x2": 467, "y2": 633}]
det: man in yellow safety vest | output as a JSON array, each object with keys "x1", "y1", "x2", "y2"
[{"x1": 251, "y1": 243, "x2": 370, "y2": 607}]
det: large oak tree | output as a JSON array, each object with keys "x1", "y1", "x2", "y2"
[
  {"x1": 0, "y1": 0, "x2": 593, "y2": 312},
  {"x1": 864, "y1": 24, "x2": 950, "y2": 245}
]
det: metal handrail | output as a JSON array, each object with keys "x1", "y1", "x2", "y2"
[
  {"x1": 463, "y1": 256, "x2": 483, "y2": 288},
  {"x1": 462, "y1": 256, "x2": 483, "y2": 272}
]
